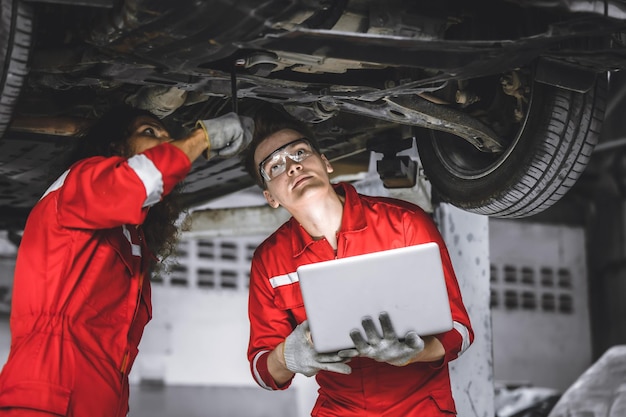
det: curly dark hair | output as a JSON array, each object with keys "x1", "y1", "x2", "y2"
[
  {"x1": 241, "y1": 105, "x2": 321, "y2": 189},
  {"x1": 72, "y1": 104, "x2": 184, "y2": 260}
]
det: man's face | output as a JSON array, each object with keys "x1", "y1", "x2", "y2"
[{"x1": 254, "y1": 128, "x2": 333, "y2": 209}]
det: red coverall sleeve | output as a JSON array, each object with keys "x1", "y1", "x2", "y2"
[
  {"x1": 402, "y1": 208, "x2": 474, "y2": 366},
  {"x1": 55, "y1": 143, "x2": 190, "y2": 229},
  {"x1": 247, "y1": 251, "x2": 297, "y2": 390}
]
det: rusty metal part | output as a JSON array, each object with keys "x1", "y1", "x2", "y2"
[
  {"x1": 334, "y1": 94, "x2": 505, "y2": 152},
  {"x1": 501, "y1": 71, "x2": 529, "y2": 123},
  {"x1": 8, "y1": 116, "x2": 92, "y2": 136}
]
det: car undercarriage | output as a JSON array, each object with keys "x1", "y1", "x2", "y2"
[{"x1": 3, "y1": 0, "x2": 626, "y2": 228}]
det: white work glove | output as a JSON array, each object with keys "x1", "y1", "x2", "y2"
[
  {"x1": 195, "y1": 112, "x2": 254, "y2": 159},
  {"x1": 342, "y1": 311, "x2": 425, "y2": 366},
  {"x1": 283, "y1": 320, "x2": 356, "y2": 377}
]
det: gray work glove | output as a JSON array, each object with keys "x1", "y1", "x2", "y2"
[
  {"x1": 283, "y1": 320, "x2": 356, "y2": 377},
  {"x1": 343, "y1": 311, "x2": 425, "y2": 366},
  {"x1": 195, "y1": 112, "x2": 254, "y2": 159}
]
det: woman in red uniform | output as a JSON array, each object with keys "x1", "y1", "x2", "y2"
[
  {"x1": 0, "y1": 105, "x2": 252, "y2": 416},
  {"x1": 243, "y1": 107, "x2": 473, "y2": 416}
]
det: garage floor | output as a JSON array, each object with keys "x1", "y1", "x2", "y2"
[{"x1": 129, "y1": 384, "x2": 298, "y2": 417}]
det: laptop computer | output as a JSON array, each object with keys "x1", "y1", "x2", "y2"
[{"x1": 296, "y1": 242, "x2": 453, "y2": 353}]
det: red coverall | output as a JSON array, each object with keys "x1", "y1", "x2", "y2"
[
  {"x1": 247, "y1": 182, "x2": 474, "y2": 417},
  {"x1": 0, "y1": 143, "x2": 190, "y2": 416}
]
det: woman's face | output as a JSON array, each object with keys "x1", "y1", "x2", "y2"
[{"x1": 124, "y1": 115, "x2": 173, "y2": 156}]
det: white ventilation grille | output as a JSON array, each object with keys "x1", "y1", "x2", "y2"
[
  {"x1": 490, "y1": 264, "x2": 574, "y2": 314},
  {"x1": 154, "y1": 236, "x2": 266, "y2": 292}
]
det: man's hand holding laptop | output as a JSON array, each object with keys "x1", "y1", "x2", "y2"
[
  {"x1": 283, "y1": 320, "x2": 358, "y2": 376},
  {"x1": 341, "y1": 311, "x2": 426, "y2": 366},
  {"x1": 283, "y1": 312, "x2": 426, "y2": 376}
]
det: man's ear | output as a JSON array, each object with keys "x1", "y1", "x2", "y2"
[
  {"x1": 263, "y1": 190, "x2": 280, "y2": 209},
  {"x1": 322, "y1": 154, "x2": 334, "y2": 174}
]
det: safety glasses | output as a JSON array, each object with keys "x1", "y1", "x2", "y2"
[{"x1": 259, "y1": 138, "x2": 315, "y2": 182}]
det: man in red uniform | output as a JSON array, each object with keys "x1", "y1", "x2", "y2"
[
  {"x1": 0, "y1": 105, "x2": 253, "y2": 416},
  {"x1": 243, "y1": 107, "x2": 473, "y2": 416}
]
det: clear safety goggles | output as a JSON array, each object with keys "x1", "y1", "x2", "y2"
[{"x1": 259, "y1": 138, "x2": 315, "y2": 182}]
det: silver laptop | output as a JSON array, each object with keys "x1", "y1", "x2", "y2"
[{"x1": 296, "y1": 242, "x2": 453, "y2": 353}]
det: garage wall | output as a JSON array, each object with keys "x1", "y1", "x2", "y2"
[
  {"x1": 489, "y1": 219, "x2": 592, "y2": 391},
  {"x1": 129, "y1": 234, "x2": 306, "y2": 417},
  {"x1": 131, "y1": 235, "x2": 264, "y2": 386}
]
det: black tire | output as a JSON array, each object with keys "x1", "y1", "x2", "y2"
[
  {"x1": 0, "y1": 0, "x2": 32, "y2": 139},
  {"x1": 416, "y1": 75, "x2": 607, "y2": 218}
]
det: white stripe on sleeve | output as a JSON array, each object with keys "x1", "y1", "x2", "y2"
[
  {"x1": 40, "y1": 169, "x2": 70, "y2": 200},
  {"x1": 128, "y1": 154, "x2": 163, "y2": 208},
  {"x1": 252, "y1": 350, "x2": 273, "y2": 390},
  {"x1": 453, "y1": 321, "x2": 471, "y2": 356},
  {"x1": 269, "y1": 272, "x2": 299, "y2": 288}
]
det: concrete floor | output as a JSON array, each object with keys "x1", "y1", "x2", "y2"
[{"x1": 129, "y1": 384, "x2": 298, "y2": 417}]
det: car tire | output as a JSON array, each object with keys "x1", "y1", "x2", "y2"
[
  {"x1": 0, "y1": 0, "x2": 32, "y2": 138},
  {"x1": 416, "y1": 75, "x2": 607, "y2": 218}
]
